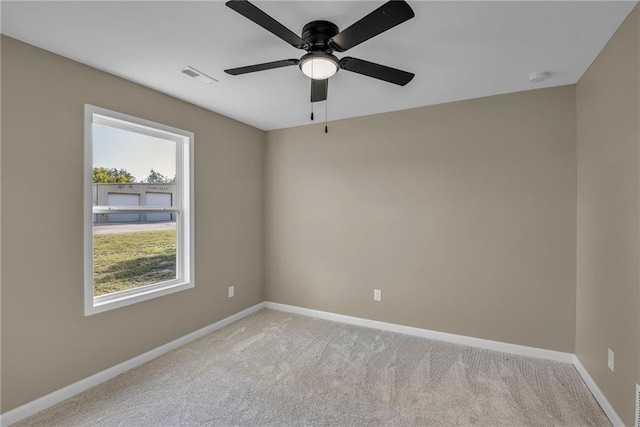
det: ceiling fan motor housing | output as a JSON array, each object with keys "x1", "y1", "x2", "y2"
[{"x1": 302, "y1": 20, "x2": 339, "y2": 52}]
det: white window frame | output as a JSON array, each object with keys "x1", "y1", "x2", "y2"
[{"x1": 84, "y1": 104, "x2": 195, "y2": 316}]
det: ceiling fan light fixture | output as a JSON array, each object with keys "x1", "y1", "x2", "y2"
[{"x1": 299, "y1": 53, "x2": 339, "y2": 80}]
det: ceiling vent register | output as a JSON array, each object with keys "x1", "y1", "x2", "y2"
[{"x1": 180, "y1": 66, "x2": 218, "y2": 84}]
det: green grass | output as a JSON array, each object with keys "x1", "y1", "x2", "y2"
[{"x1": 93, "y1": 230, "x2": 176, "y2": 296}]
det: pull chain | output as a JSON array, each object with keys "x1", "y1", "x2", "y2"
[
  {"x1": 324, "y1": 98, "x2": 328, "y2": 134},
  {"x1": 311, "y1": 60, "x2": 315, "y2": 121}
]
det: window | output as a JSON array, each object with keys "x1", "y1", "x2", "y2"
[{"x1": 84, "y1": 105, "x2": 194, "y2": 315}]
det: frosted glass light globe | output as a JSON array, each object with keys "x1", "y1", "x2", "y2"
[{"x1": 299, "y1": 54, "x2": 339, "y2": 80}]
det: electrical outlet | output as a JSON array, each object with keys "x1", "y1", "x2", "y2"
[
  {"x1": 607, "y1": 348, "x2": 614, "y2": 371},
  {"x1": 373, "y1": 289, "x2": 381, "y2": 301},
  {"x1": 228, "y1": 285, "x2": 234, "y2": 298}
]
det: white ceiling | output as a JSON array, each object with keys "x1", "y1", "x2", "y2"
[{"x1": 2, "y1": 1, "x2": 637, "y2": 130}]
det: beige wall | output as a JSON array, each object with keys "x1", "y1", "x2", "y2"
[
  {"x1": 266, "y1": 86, "x2": 577, "y2": 353},
  {"x1": 0, "y1": 36, "x2": 265, "y2": 412},
  {"x1": 576, "y1": 6, "x2": 640, "y2": 426},
  {"x1": 4, "y1": 9, "x2": 640, "y2": 422}
]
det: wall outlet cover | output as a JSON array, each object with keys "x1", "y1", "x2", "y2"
[
  {"x1": 607, "y1": 348, "x2": 614, "y2": 371},
  {"x1": 228, "y1": 286, "x2": 234, "y2": 298},
  {"x1": 374, "y1": 289, "x2": 381, "y2": 301}
]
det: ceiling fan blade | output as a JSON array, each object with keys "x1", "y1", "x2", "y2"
[
  {"x1": 329, "y1": 1, "x2": 414, "y2": 52},
  {"x1": 340, "y1": 57, "x2": 414, "y2": 86},
  {"x1": 225, "y1": 59, "x2": 299, "y2": 75},
  {"x1": 311, "y1": 79, "x2": 328, "y2": 102},
  {"x1": 226, "y1": 0, "x2": 308, "y2": 49}
]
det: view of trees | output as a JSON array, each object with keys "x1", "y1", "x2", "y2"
[
  {"x1": 93, "y1": 167, "x2": 175, "y2": 184},
  {"x1": 144, "y1": 169, "x2": 174, "y2": 183},
  {"x1": 92, "y1": 167, "x2": 136, "y2": 183}
]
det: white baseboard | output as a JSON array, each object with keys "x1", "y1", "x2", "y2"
[
  {"x1": 266, "y1": 302, "x2": 627, "y2": 424},
  {"x1": 265, "y1": 302, "x2": 574, "y2": 363},
  {"x1": 0, "y1": 302, "x2": 266, "y2": 427},
  {"x1": 635, "y1": 384, "x2": 640, "y2": 427},
  {"x1": 573, "y1": 356, "x2": 624, "y2": 427},
  {"x1": 3, "y1": 301, "x2": 623, "y2": 427},
  {"x1": 635, "y1": 383, "x2": 639, "y2": 427}
]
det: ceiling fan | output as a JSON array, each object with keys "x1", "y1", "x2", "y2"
[{"x1": 224, "y1": 0, "x2": 416, "y2": 104}]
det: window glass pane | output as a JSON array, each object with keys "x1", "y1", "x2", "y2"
[
  {"x1": 92, "y1": 121, "x2": 178, "y2": 296},
  {"x1": 92, "y1": 123, "x2": 177, "y2": 189},
  {"x1": 93, "y1": 222, "x2": 177, "y2": 296}
]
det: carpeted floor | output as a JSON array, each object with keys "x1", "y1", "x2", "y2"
[{"x1": 16, "y1": 309, "x2": 610, "y2": 426}]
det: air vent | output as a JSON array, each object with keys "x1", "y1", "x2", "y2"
[
  {"x1": 180, "y1": 66, "x2": 217, "y2": 84},
  {"x1": 635, "y1": 383, "x2": 639, "y2": 427},
  {"x1": 182, "y1": 68, "x2": 199, "y2": 78}
]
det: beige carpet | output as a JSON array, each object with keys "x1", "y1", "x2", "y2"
[{"x1": 16, "y1": 309, "x2": 609, "y2": 426}]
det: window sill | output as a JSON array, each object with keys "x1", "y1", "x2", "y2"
[{"x1": 85, "y1": 280, "x2": 194, "y2": 316}]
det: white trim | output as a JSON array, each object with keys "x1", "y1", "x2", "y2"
[
  {"x1": 4, "y1": 302, "x2": 624, "y2": 427},
  {"x1": 93, "y1": 113, "x2": 187, "y2": 143},
  {"x1": 265, "y1": 302, "x2": 574, "y2": 363},
  {"x1": 83, "y1": 104, "x2": 195, "y2": 316},
  {"x1": 83, "y1": 104, "x2": 94, "y2": 315},
  {"x1": 264, "y1": 302, "x2": 623, "y2": 427},
  {"x1": 635, "y1": 383, "x2": 639, "y2": 427},
  {"x1": 92, "y1": 280, "x2": 194, "y2": 313},
  {"x1": 0, "y1": 302, "x2": 266, "y2": 427},
  {"x1": 92, "y1": 206, "x2": 180, "y2": 213},
  {"x1": 572, "y1": 356, "x2": 624, "y2": 427}
]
